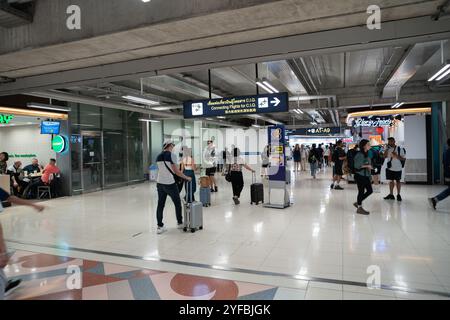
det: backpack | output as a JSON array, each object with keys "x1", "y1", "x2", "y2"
[
  {"x1": 347, "y1": 149, "x2": 358, "y2": 174},
  {"x1": 332, "y1": 150, "x2": 339, "y2": 163},
  {"x1": 308, "y1": 151, "x2": 317, "y2": 164},
  {"x1": 372, "y1": 148, "x2": 384, "y2": 167},
  {"x1": 398, "y1": 146, "x2": 406, "y2": 168}
]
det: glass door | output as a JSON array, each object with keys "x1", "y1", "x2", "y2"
[{"x1": 81, "y1": 131, "x2": 103, "y2": 192}]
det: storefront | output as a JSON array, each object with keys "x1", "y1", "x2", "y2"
[
  {"x1": 0, "y1": 105, "x2": 71, "y2": 196},
  {"x1": 347, "y1": 106, "x2": 432, "y2": 183}
]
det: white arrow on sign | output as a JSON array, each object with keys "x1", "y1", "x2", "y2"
[{"x1": 271, "y1": 97, "x2": 281, "y2": 107}]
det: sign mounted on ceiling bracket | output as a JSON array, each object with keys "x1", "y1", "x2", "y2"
[{"x1": 183, "y1": 93, "x2": 289, "y2": 119}]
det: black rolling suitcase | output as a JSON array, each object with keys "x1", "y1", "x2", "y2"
[{"x1": 250, "y1": 172, "x2": 264, "y2": 205}]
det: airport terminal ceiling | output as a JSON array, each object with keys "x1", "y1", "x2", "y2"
[{"x1": 19, "y1": 38, "x2": 450, "y2": 129}]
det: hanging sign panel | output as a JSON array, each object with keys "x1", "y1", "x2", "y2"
[
  {"x1": 287, "y1": 127, "x2": 341, "y2": 136},
  {"x1": 183, "y1": 93, "x2": 289, "y2": 119}
]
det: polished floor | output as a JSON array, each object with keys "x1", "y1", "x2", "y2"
[{"x1": 1, "y1": 167, "x2": 450, "y2": 300}]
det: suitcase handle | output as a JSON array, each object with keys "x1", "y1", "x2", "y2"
[
  {"x1": 252, "y1": 171, "x2": 256, "y2": 184},
  {"x1": 186, "y1": 179, "x2": 193, "y2": 203}
]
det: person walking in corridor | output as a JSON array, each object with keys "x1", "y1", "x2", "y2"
[
  {"x1": 1, "y1": 187, "x2": 44, "y2": 299},
  {"x1": 353, "y1": 139, "x2": 373, "y2": 215},
  {"x1": 384, "y1": 137, "x2": 407, "y2": 202},
  {"x1": 293, "y1": 144, "x2": 301, "y2": 173},
  {"x1": 309, "y1": 144, "x2": 320, "y2": 179},
  {"x1": 229, "y1": 148, "x2": 255, "y2": 205},
  {"x1": 156, "y1": 141, "x2": 192, "y2": 235},
  {"x1": 429, "y1": 138, "x2": 450, "y2": 210}
]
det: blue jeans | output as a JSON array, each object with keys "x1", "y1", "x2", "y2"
[
  {"x1": 183, "y1": 170, "x2": 196, "y2": 202},
  {"x1": 435, "y1": 186, "x2": 450, "y2": 202},
  {"x1": 156, "y1": 183, "x2": 183, "y2": 228},
  {"x1": 310, "y1": 162, "x2": 317, "y2": 177}
]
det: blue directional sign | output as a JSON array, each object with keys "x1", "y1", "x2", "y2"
[
  {"x1": 183, "y1": 92, "x2": 289, "y2": 119},
  {"x1": 287, "y1": 127, "x2": 341, "y2": 136}
]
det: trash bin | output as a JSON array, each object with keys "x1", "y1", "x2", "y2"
[{"x1": 149, "y1": 164, "x2": 158, "y2": 182}]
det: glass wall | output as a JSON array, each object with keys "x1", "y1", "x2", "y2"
[
  {"x1": 128, "y1": 112, "x2": 144, "y2": 181},
  {"x1": 69, "y1": 104, "x2": 145, "y2": 193}
]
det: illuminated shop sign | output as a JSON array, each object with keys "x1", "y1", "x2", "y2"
[
  {"x1": 0, "y1": 114, "x2": 14, "y2": 124},
  {"x1": 52, "y1": 135, "x2": 66, "y2": 153},
  {"x1": 183, "y1": 93, "x2": 289, "y2": 119},
  {"x1": 353, "y1": 117, "x2": 393, "y2": 128}
]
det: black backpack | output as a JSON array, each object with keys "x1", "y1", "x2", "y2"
[
  {"x1": 347, "y1": 149, "x2": 358, "y2": 174},
  {"x1": 372, "y1": 148, "x2": 384, "y2": 167}
]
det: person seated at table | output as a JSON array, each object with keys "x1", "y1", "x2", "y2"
[
  {"x1": 23, "y1": 158, "x2": 43, "y2": 175},
  {"x1": 7, "y1": 161, "x2": 27, "y2": 196},
  {"x1": 26, "y1": 159, "x2": 61, "y2": 199}
]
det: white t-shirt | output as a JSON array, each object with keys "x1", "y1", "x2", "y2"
[
  {"x1": 385, "y1": 146, "x2": 406, "y2": 172},
  {"x1": 203, "y1": 146, "x2": 216, "y2": 169},
  {"x1": 156, "y1": 151, "x2": 177, "y2": 185}
]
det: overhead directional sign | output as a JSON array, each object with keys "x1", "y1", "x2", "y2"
[
  {"x1": 287, "y1": 127, "x2": 342, "y2": 136},
  {"x1": 183, "y1": 92, "x2": 289, "y2": 119}
]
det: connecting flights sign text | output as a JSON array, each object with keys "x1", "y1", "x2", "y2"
[{"x1": 183, "y1": 93, "x2": 289, "y2": 119}]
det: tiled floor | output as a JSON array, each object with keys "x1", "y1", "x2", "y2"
[
  {"x1": 3, "y1": 250, "x2": 448, "y2": 300},
  {"x1": 1, "y1": 167, "x2": 450, "y2": 300}
]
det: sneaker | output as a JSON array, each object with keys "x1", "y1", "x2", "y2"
[
  {"x1": 233, "y1": 197, "x2": 239, "y2": 205},
  {"x1": 214, "y1": 186, "x2": 218, "y2": 192},
  {"x1": 428, "y1": 198, "x2": 437, "y2": 210},
  {"x1": 397, "y1": 194, "x2": 402, "y2": 202},
  {"x1": 384, "y1": 194, "x2": 395, "y2": 200},
  {"x1": 356, "y1": 207, "x2": 370, "y2": 215},
  {"x1": 5, "y1": 279, "x2": 22, "y2": 296},
  {"x1": 157, "y1": 226, "x2": 167, "y2": 235},
  {"x1": 334, "y1": 185, "x2": 344, "y2": 190},
  {"x1": 210, "y1": 188, "x2": 215, "y2": 193},
  {"x1": 353, "y1": 202, "x2": 358, "y2": 209},
  {"x1": 330, "y1": 183, "x2": 335, "y2": 189}
]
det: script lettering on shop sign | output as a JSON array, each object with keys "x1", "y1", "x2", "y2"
[
  {"x1": 0, "y1": 114, "x2": 14, "y2": 124},
  {"x1": 354, "y1": 118, "x2": 392, "y2": 128}
]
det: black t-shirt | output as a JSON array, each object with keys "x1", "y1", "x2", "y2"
[{"x1": 333, "y1": 148, "x2": 346, "y2": 167}]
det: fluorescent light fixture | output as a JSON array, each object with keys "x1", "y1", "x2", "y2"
[
  {"x1": 293, "y1": 109, "x2": 304, "y2": 114},
  {"x1": 252, "y1": 124, "x2": 261, "y2": 128},
  {"x1": 310, "y1": 122, "x2": 317, "y2": 125},
  {"x1": 122, "y1": 95, "x2": 159, "y2": 105},
  {"x1": 436, "y1": 67, "x2": 450, "y2": 81},
  {"x1": 27, "y1": 103, "x2": 70, "y2": 112},
  {"x1": 262, "y1": 81, "x2": 279, "y2": 93},
  {"x1": 139, "y1": 119, "x2": 160, "y2": 123},
  {"x1": 217, "y1": 116, "x2": 226, "y2": 119},
  {"x1": 142, "y1": 0, "x2": 151, "y2": 3},
  {"x1": 205, "y1": 118, "x2": 213, "y2": 121},
  {"x1": 428, "y1": 64, "x2": 450, "y2": 82},
  {"x1": 392, "y1": 102, "x2": 404, "y2": 109},
  {"x1": 256, "y1": 81, "x2": 274, "y2": 94}
]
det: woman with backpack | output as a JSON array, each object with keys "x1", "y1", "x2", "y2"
[
  {"x1": 308, "y1": 144, "x2": 320, "y2": 179},
  {"x1": 353, "y1": 139, "x2": 374, "y2": 215}
]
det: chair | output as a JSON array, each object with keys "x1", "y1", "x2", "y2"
[{"x1": 37, "y1": 186, "x2": 52, "y2": 199}]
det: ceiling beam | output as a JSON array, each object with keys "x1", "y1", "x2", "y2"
[{"x1": 1, "y1": 16, "x2": 450, "y2": 96}]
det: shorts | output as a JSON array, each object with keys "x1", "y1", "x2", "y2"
[
  {"x1": 371, "y1": 166, "x2": 382, "y2": 176},
  {"x1": 262, "y1": 164, "x2": 269, "y2": 168},
  {"x1": 333, "y1": 164, "x2": 343, "y2": 176},
  {"x1": 386, "y1": 169, "x2": 402, "y2": 181},
  {"x1": 205, "y1": 167, "x2": 216, "y2": 176}
]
